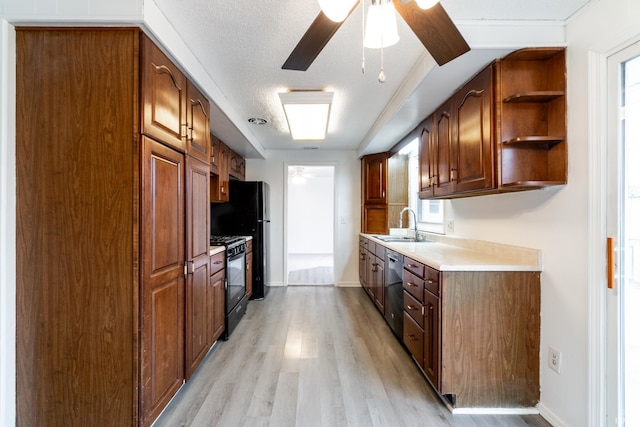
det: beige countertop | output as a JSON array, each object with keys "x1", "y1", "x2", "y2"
[
  {"x1": 361, "y1": 233, "x2": 542, "y2": 272},
  {"x1": 210, "y1": 245, "x2": 225, "y2": 256}
]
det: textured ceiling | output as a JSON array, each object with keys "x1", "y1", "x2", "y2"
[{"x1": 152, "y1": 0, "x2": 591, "y2": 158}]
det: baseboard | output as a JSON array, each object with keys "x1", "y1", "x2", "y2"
[
  {"x1": 337, "y1": 281, "x2": 360, "y2": 288},
  {"x1": 266, "y1": 282, "x2": 285, "y2": 287},
  {"x1": 450, "y1": 407, "x2": 540, "y2": 415},
  {"x1": 537, "y1": 402, "x2": 569, "y2": 427}
]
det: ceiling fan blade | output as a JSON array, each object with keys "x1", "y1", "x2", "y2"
[
  {"x1": 282, "y1": 6, "x2": 357, "y2": 71},
  {"x1": 393, "y1": 1, "x2": 470, "y2": 66}
]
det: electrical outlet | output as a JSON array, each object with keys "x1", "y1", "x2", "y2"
[
  {"x1": 446, "y1": 219, "x2": 455, "y2": 233},
  {"x1": 548, "y1": 346, "x2": 562, "y2": 374}
]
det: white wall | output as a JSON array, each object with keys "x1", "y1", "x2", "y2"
[
  {"x1": 0, "y1": 17, "x2": 16, "y2": 427},
  {"x1": 247, "y1": 151, "x2": 360, "y2": 287},
  {"x1": 443, "y1": 1, "x2": 640, "y2": 426}
]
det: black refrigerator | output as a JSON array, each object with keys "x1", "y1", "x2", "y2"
[{"x1": 211, "y1": 181, "x2": 270, "y2": 300}]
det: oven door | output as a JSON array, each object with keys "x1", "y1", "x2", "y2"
[{"x1": 226, "y1": 250, "x2": 246, "y2": 312}]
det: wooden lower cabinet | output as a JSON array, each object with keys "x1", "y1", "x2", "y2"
[
  {"x1": 246, "y1": 240, "x2": 254, "y2": 299},
  {"x1": 210, "y1": 252, "x2": 226, "y2": 343},
  {"x1": 399, "y1": 246, "x2": 540, "y2": 409}
]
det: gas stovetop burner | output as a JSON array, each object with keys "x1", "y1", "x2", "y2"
[{"x1": 210, "y1": 235, "x2": 245, "y2": 247}]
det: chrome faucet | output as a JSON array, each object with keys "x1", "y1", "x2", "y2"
[{"x1": 398, "y1": 207, "x2": 418, "y2": 238}]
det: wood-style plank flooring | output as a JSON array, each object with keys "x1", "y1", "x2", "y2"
[{"x1": 153, "y1": 287, "x2": 552, "y2": 427}]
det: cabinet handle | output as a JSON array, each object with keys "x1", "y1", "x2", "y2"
[
  {"x1": 422, "y1": 306, "x2": 426, "y2": 316},
  {"x1": 427, "y1": 279, "x2": 435, "y2": 284},
  {"x1": 407, "y1": 264, "x2": 419, "y2": 269},
  {"x1": 406, "y1": 282, "x2": 417, "y2": 287},
  {"x1": 406, "y1": 334, "x2": 418, "y2": 342},
  {"x1": 450, "y1": 168, "x2": 458, "y2": 181},
  {"x1": 213, "y1": 260, "x2": 223, "y2": 265},
  {"x1": 406, "y1": 305, "x2": 417, "y2": 310}
]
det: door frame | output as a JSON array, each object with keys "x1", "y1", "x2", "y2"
[
  {"x1": 588, "y1": 33, "x2": 640, "y2": 427},
  {"x1": 283, "y1": 162, "x2": 338, "y2": 286}
]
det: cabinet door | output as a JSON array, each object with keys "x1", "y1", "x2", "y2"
[
  {"x1": 374, "y1": 256, "x2": 385, "y2": 313},
  {"x1": 453, "y1": 65, "x2": 494, "y2": 194},
  {"x1": 218, "y1": 141, "x2": 230, "y2": 202},
  {"x1": 141, "y1": 35, "x2": 187, "y2": 152},
  {"x1": 186, "y1": 83, "x2": 211, "y2": 163},
  {"x1": 365, "y1": 252, "x2": 376, "y2": 300},
  {"x1": 246, "y1": 250, "x2": 253, "y2": 299},
  {"x1": 418, "y1": 117, "x2": 436, "y2": 198},
  {"x1": 362, "y1": 205, "x2": 387, "y2": 234},
  {"x1": 433, "y1": 101, "x2": 456, "y2": 197},
  {"x1": 229, "y1": 149, "x2": 246, "y2": 181},
  {"x1": 424, "y1": 290, "x2": 441, "y2": 390},
  {"x1": 209, "y1": 268, "x2": 225, "y2": 343},
  {"x1": 210, "y1": 134, "x2": 220, "y2": 173},
  {"x1": 359, "y1": 243, "x2": 367, "y2": 285},
  {"x1": 362, "y1": 152, "x2": 388, "y2": 204},
  {"x1": 185, "y1": 156, "x2": 211, "y2": 379},
  {"x1": 140, "y1": 137, "x2": 185, "y2": 425}
]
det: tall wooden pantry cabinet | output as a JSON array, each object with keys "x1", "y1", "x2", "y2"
[{"x1": 16, "y1": 28, "x2": 211, "y2": 427}]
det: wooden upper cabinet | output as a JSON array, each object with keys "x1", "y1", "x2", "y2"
[
  {"x1": 452, "y1": 64, "x2": 494, "y2": 194},
  {"x1": 229, "y1": 149, "x2": 246, "y2": 181},
  {"x1": 433, "y1": 101, "x2": 455, "y2": 198},
  {"x1": 186, "y1": 83, "x2": 211, "y2": 163},
  {"x1": 418, "y1": 47, "x2": 566, "y2": 199},
  {"x1": 211, "y1": 139, "x2": 230, "y2": 203},
  {"x1": 141, "y1": 35, "x2": 187, "y2": 152},
  {"x1": 210, "y1": 134, "x2": 220, "y2": 173},
  {"x1": 362, "y1": 152, "x2": 388, "y2": 204},
  {"x1": 418, "y1": 117, "x2": 435, "y2": 198}
]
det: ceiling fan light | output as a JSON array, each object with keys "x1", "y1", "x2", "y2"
[
  {"x1": 363, "y1": 1, "x2": 399, "y2": 49},
  {"x1": 415, "y1": 0, "x2": 439, "y2": 9},
  {"x1": 318, "y1": 0, "x2": 358, "y2": 22}
]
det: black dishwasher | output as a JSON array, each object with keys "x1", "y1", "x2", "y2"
[{"x1": 384, "y1": 248, "x2": 404, "y2": 340}]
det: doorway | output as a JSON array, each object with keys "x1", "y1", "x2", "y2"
[
  {"x1": 285, "y1": 164, "x2": 335, "y2": 285},
  {"x1": 605, "y1": 43, "x2": 640, "y2": 426}
]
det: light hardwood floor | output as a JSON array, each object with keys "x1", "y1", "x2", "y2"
[{"x1": 154, "y1": 287, "x2": 552, "y2": 427}]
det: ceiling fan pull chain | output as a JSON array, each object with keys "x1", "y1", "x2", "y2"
[{"x1": 378, "y1": 44, "x2": 386, "y2": 83}]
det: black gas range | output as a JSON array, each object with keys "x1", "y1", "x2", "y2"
[{"x1": 210, "y1": 235, "x2": 248, "y2": 340}]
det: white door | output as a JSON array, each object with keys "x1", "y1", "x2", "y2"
[
  {"x1": 606, "y1": 43, "x2": 640, "y2": 427},
  {"x1": 285, "y1": 164, "x2": 335, "y2": 285}
]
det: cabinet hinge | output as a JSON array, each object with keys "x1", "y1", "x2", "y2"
[
  {"x1": 450, "y1": 169, "x2": 458, "y2": 181},
  {"x1": 183, "y1": 262, "x2": 188, "y2": 276}
]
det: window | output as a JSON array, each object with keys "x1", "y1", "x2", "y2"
[{"x1": 400, "y1": 138, "x2": 444, "y2": 234}]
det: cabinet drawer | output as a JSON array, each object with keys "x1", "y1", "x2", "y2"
[
  {"x1": 403, "y1": 269, "x2": 424, "y2": 303},
  {"x1": 404, "y1": 257, "x2": 425, "y2": 278},
  {"x1": 403, "y1": 312, "x2": 424, "y2": 366},
  {"x1": 404, "y1": 291, "x2": 424, "y2": 328},
  {"x1": 425, "y1": 266, "x2": 440, "y2": 296},
  {"x1": 367, "y1": 239, "x2": 376, "y2": 254},
  {"x1": 210, "y1": 252, "x2": 225, "y2": 275}
]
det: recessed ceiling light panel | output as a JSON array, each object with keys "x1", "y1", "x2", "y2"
[{"x1": 278, "y1": 91, "x2": 333, "y2": 141}]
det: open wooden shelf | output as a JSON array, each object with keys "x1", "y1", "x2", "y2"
[
  {"x1": 502, "y1": 136, "x2": 564, "y2": 149},
  {"x1": 503, "y1": 91, "x2": 564, "y2": 103}
]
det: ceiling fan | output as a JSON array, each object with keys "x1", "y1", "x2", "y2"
[{"x1": 282, "y1": 0, "x2": 470, "y2": 71}]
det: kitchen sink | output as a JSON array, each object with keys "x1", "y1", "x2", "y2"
[{"x1": 372, "y1": 235, "x2": 417, "y2": 243}]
